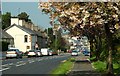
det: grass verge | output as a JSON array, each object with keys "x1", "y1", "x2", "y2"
[
  {"x1": 51, "y1": 58, "x2": 75, "y2": 76},
  {"x1": 92, "y1": 60, "x2": 120, "y2": 75}
]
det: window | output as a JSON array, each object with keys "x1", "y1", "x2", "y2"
[
  {"x1": 27, "y1": 46, "x2": 30, "y2": 49},
  {"x1": 24, "y1": 35, "x2": 28, "y2": 42}
]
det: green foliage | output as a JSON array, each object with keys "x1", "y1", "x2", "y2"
[
  {"x1": 51, "y1": 58, "x2": 74, "y2": 75},
  {"x1": 47, "y1": 28, "x2": 67, "y2": 52},
  {"x1": 92, "y1": 60, "x2": 120, "y2": 74},
  {"x1": 2, "y1": 12, "x2": 11, "y2": 29},
  {"x1": 92, "y1": 61, "x2": 107, "y2": 72},
  {"x1": 89, "y1": 56, "x2": 96, "y2": 61},
  {"x1": 2, "y1": 41, "x2": 9, "y2": 51},
  {"x1": 114, "y1": 62, "x2": 120, "y2": 75},
  {"x1": 18, "y1": 12, "x2": 30, "y2": 22}
]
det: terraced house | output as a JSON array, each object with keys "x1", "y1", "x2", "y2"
[{"x1": 4, "y1": 17, "x2": 47, "y2": 53}]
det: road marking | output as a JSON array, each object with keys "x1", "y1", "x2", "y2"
[
  {"x1": 17, "y1": 61, "x2": 24, "y2": 64},
  {"x1": 38, "y1": 59, "x2": 43, "y2": 61},
  {"x1": 2, "y1": 64, "x2": 8, "y2": 67},
  {"x1": 0, "y1": 68, "x2": 9, "y2": 72},
  {"x1": 8, "y1": 63, "x2": 13, "y2": 65},
  {"x1": 29, "y1": 60, "x2": 35, "y2": 63},
  {"x1": 16, "y1": 63, "x2": 26, "y2": 67}
]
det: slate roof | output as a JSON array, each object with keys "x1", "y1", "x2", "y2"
[
  {"x1": 0, "y1": 28, "x2": 13, "y2": 39},
  {"x1": 4, "y1": 24, "x2": 38, "y2": 36}
]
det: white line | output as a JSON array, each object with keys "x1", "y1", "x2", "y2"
[
  {"x1": 16, "y1": 63, "x2": 26, "y2": 67},
  {"x1": 38, "y1": 59, "x2": 42, "y2": 61},
  {"x1": 8, "y1": 63, "x2": 13, "y2": 65},
  {"x1": 17, "y1": 61, "x2": 24, "y2": 64},
  {"x1": 0, "y1": 68, "x2": 9, "y2": 72},
  {"x1": 2, "y1": 64, "x2": 8, "y2": 67},
  {"x1": 29, "y1": 61, "x2": 34, "y2": 63}
]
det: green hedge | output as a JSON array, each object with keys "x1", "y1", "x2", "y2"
[{"x1": 2, "y1": 41, "x2": 9, "y2": 51}]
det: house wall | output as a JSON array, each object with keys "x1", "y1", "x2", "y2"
[
  {"x1": 11, "y1": 18, "x2": 21, "y2": 26},
  {"x1": 6, "y1": 26, "x2": 37, "y2": 53},
  {"x1": 11, "y1": 18, "x2": 26, "y2": 26}
]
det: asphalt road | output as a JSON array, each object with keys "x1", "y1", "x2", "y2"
[{"x1": 1, "y1": 53, "x2": 71, "y2": 75}]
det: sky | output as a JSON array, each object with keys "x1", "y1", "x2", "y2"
[{"x1": 2, "y1": 2, "x2": 52, "y2": 29}]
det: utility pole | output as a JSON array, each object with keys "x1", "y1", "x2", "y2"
[{"x1": 18, "y1": 8, "x2": 20, "y2": 25}]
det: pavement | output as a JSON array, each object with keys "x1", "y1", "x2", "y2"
[
  {"x1": 0, "y1": 52, "x2": 5, "y2": 60},
  {"x1": 67, "y1": 54, "x2": 103, "y2": 76}
]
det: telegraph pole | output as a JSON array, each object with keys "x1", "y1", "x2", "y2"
[{"x1": 18, "y1": 8, "x2": 20, "y2": 25}]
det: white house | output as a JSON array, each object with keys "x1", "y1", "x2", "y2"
[{"x1": 4, "y1": 24, "x2": 38, "y2": 53}]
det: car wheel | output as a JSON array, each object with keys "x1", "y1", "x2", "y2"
[
  {"x1": 16, "y1": 56, "x2": 19, "y2": 59},
  {"x1": 6, "y1": 57, "x2": 9, "y2": 59},
  {"x1": 20, "y1": 56, "x2": 22, "y2": 58}
]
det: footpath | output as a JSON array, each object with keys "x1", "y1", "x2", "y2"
[{"x1": 67, "y1": 54, "x2": 103, "y2": 76}]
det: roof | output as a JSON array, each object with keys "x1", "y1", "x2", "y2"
[
  {"x1": 0, "y1": 28, "x2": 13, "y2": 39},
  {"x1": 4, "y1": 24, "x2": 38, "y2": 35}
]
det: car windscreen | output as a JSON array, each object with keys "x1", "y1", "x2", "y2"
[
  {"x1": 36, "y1": 50, "x2": 40, "y2": 52},
  {"x1": 8, "y1": 49, "x2": 17, "y2": 51},
  {"x1": 72, "y1": 50, "x2": 77, "y2": 52},
  {"x1": 29, "y1": 50, "x2": 35, "y2": 52}
]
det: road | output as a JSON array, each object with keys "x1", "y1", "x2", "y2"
[{"x1": 1, "y1": 53, "x2": 71, "y2": 76}]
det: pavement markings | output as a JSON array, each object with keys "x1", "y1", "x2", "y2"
[
  {"x1": 16, "y1": 63, "x2": 26, "y2": 67},
  {"x1": 29, "y1": 60, "x2": 35, "y2": 63},
  {"x1": 0, "y1": 68, "x2": 9, "y2": 72},
  {"x1": 8, "y1": 63, "x2": 13, "y2": 66},
  {"x1": 17, "y1": 61, "x2": 24, "y2": 64},
  {"x1": 38, "y1": 59, "x2": 42, "y2": 61},
  {"x1": 2, "y1": 64, "x2": 8, "y2": 67}
]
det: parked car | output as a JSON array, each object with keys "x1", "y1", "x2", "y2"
[
  {"x1": 41, "y1": 48, "x2": 49, "y2": 56},
  {"x1": 6, "y1": 48, "x2": 23, "y2": 59},
  {"x1": 51, "y1": 50, "x2": 58, "y2": 55},
  {"x1": 68, "y1": 50, "x2": 72, "y2": 53},
  {"x1": 71, "y1": 50, "x2": 78, "y2": 56},
  {"x1": 27, "y1": 50, "x2": 38, "y2": 57},
  {"x1": 48, "y1": 50, "x2": 53, "y2": 56},
  {"x1": 36, "y1": 50, "x2": 42, "y2": 57},
  {"x1": 83, "y1": 51, "x2": 90, "y2": 56}
]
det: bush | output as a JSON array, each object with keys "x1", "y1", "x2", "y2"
[
  {"x1": 2, "y1": 41, "x2": 9, "y2": 51},
  {"x1": 92, "y1": 61, "x2": 106, "y2": 72}
]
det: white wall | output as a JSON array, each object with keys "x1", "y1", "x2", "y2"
[{"x1": 6, "y1": 26, "x2": 37, "y2": 53}]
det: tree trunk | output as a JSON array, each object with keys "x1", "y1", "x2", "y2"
[
  {"x1": 90, "y1": 39, "x2": 94, "y2": 58},
  {"x1": 107, "y1": 47, "x2": 113, "y2": 75},
  {"x1": 104, "y1": 23, "x2": 114, "y2": 75}
]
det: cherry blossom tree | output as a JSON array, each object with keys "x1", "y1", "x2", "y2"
[{"x1": 39, "y1": 1, "x2": 120, "y2": 74}]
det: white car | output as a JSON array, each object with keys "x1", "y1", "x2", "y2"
[
  {"x1": 71, "y1": 50, "x2": 78, "y2": 56},
  {"x1": 41, "y1": 48, "x2": 49, "y2": 56},
  {"x1": 27, "y1": 50, "x2": 37, "y2": 57},
  {"x1": 36, "y1": 50, "x2": 42, "y2": 57},
  {"x1": 6, "y1": 48, "x2": 23, "y2": 59},
  {"x1": 48, "y1": 50, "x2": 53, "y2": 56}
]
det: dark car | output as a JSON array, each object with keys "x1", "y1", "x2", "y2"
[
  {"x1": 68, "y1": 50, "x2": 72, "y2": 53},
  {"x1": 83, "y1": 51, "x2": 90, "y2": 56},
  {"x1": 51, "y1": 50, "x2": 58, "y2": 55}
]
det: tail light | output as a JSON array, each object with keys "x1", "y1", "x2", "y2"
[{"x1": 15, "y1": 52, "x2": 18, "y2": 54}]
